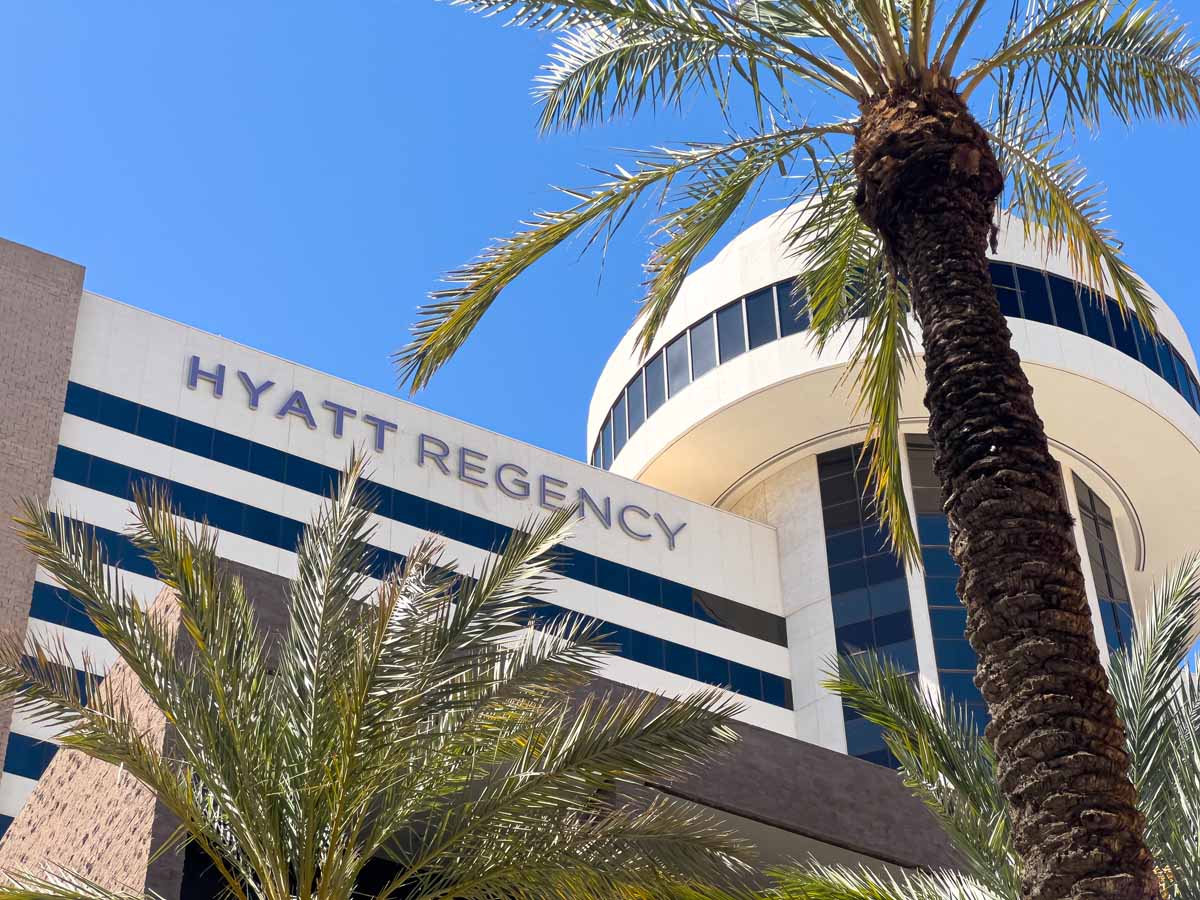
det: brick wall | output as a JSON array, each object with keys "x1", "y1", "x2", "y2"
[{"x1": 0, "y1": 239, "x2": 84, "y2": 770}]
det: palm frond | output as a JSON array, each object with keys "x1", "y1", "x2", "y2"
[
  {"x1": 772, "y1": 862, "x2": 1002, "y2": 900},
  {"x1": 398, "y1": 130, "x2": 846, "y2": 391},
  {"x1": 634, "y1": 122, "x2": 852, "y2": 357},
  {"x1": 790, "y1": 176, "x2": 921, "y2": 566},
  {"x1": 824, "y1": 654, "x2": 1018, "y2": 897},
  {"x1": 962, "y1": 0, "x2": 1200, "y2": 128},
  {"x1": 986, "y1": 118, "x2": 1156, "y2": 327},
  {"x1": 1110, "y1": 552, "x2": 1200, "y2": 800}
]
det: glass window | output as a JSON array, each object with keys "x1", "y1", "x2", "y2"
[
  {"x1": 666, "y1": 333, "x2": 690, "y2": 396},
  {"x1": 1081, "y1": 289, "x2": 1113, "y2": 345},
  {"x1": 1017, "y1": 267, "x2": 1053, "y2": 325},
  {"x1": 690, "y1": 317, "x2": 717, "y2": 379},
  {"x1": 746, "y1": 287, "x2": 778, "y2": 349},
  {"x1": 135, "y1": 406, "x2": 176, "y2": 445},
  {"x1": 626, "y1": 371, "x2": 646, "y2": 435},
  {"x1": 645, "y1": 353, "x2": 667, "y2": 415},
  {"x1": 612, "y1": 394, "x2": 627, "y2": 456},
  {"x1": 1048, "y1": 275, "x2": 1084, "y2": 335},
  {"x1": 600, "y1": 416, "x2": 613, "y2": 469},
  {"x1": 1157, "y1": 336, "x2": 1181, "y2": 390},
  {"x1": 990, "y1": 262, "x2": 1022, "y2": 318},
  {"x1": 1172, "y1": 349, "x2": 1198, "y2": 408},
  {"x1": 778, "y1": 280, "x2": 809, "y2": 335},
  {"x1": 1106, "y1": 299, "x2": 1140, "y2": 360},
  {"x1": 1133, "y1": 319, "x2": 1162, "y2": 376},
  {"x1": 716, "y1": 300, "x2": 746, "y2": 363},
  {"x1": 591, "y1": 443, "x2": 601, "y2": 468}
]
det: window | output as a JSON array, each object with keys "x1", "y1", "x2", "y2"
[
  {"x1": 745, "y1": 287, "x2": 778, "y2": 349},
  {"x1": 1133, "y1": 319, "x2": 1162, "y2": 376},
  {"x1": 665, "y1": 333, "x2": 691, "y2": 396},
  {"x1": 716, "y1": 300, "x2": 746, "y2": 362},
  {"x1": 612, "y1": 394, "x2": 627, "y2": 456},
  {"x1": 1048, "y1": 275, "x2": 1084, "y2": 335},
  {"x1": 818, "y1": 442, "x2": 916, "y2": 767},
  {"x1": 778, "y1": 280, "x2": 809, "y2": 335},
  {"x1": 626, "y1": 371, "x2": 645, "y2": 436},
  {"x1": 689, "y1": 317, "x2": 717, "y2": 379},
  {"x1": 990, "y1": 262, "x2": 1022, "y2": 318},
  {"x1": 645, "y1": 353, "x2": 667, "y2": 415},
  {"x1": 600, "y1": 415, "x2": 613, "y2": 469},
  {"x1": 1081, "y1": 288, "x2": 1113, "y2": 345},
  {"x1": 1017, "y1": 267, "x2": 1053, "y2": 325},
  {"x1": 1074, "y1": 474, "x2": 1133, "y2": 652},
  {"x1": 1157, "y1": 336, "x2": 1181, "y2": 390},
  {"x1": 1106, "y1": 299, "x2": 1140, "y2": 360}
]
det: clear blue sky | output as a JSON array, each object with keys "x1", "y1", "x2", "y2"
[{"x1": 2, "y1": 1, "x2": 1198, "y2": 463}]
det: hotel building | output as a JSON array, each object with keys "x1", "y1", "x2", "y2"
[{"x1": 0, "y1": 211, "x2": 1195, "y2": 890}]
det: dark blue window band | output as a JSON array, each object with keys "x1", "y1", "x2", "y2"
[
  {"x1": 63, "y1": 382, "x2": 786, "y2": 648},
  {"x1": 40, "y1": 504, "x2": 792, "y2": 710},
  {"x1": 595, "y1": 263, "x2": 1200, "y2": 469},
  {"x1": 3, "y1": 732, "x2": 58, "y2": 781}
]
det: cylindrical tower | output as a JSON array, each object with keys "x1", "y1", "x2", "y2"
[{"x1": 587, "y1": 211, "x2": 1200, "y2": 765}]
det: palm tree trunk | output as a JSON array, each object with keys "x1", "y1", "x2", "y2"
[{"x1": 853, "y1": 85, "x2": 1157, "y2": 900}]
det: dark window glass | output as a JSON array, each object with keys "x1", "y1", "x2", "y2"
[
  {"x1": 135, "y1": 405, "x2": 176, "y2": 445},
  {"x1": 54, "y1": 445, "x2": 90, "y2": 485},
  {"x1": 630, "y1": 631, "x2": 664, "y2": 668},
  {"x1": 645, "y1": 354, "x2": 667, "y2": 415},
  {"x1": 285, "y1": 456, "x2": 327, "y2": 495},
  {"x1": 729, "y1": 662, "x2": 762, "y2": 698},
  {"x1": 98, "y1": 392, "x2": 139, "y2": 434},
  {"x1": 596, "y1": 558, "x2": 628, "y2": 595},
  {"x1": 1017, "y1": 267, "x2": 1053, "y2": 325},
  {"x1": 591, "y1": 444, "x2": 601, "y2": 467},
  {"x1": 249, "y1": 443, "x2": 286, "y2": 482},
  {"x1": 930, "y1": 605, "x2": 968, "y2": 639},
  {"x1": 628, "y1": 569, "x2": 661, "y2": 606},
  {"x1": 626, "y1": 372, "x2": 645, "y2": 436},
  {"x1": 664, "y1": 641, "x2": 697, "y2": 679},
  {"x1": 212, "y1": 431, "x2": 250, "y2": 469},
  {"x1": 1048, "y1": 276, "x2": 1084, "y2": 335},
  {"x1": 778, "y1": 280, "x2": 809, "y2": 336},
  {"x1": 1133, "y1": 319, "x2": 1162, "y2": 376},
  {"x1": 89, "y1": 457, "x2": 130, "y2": 498},
  {"x1": 873, "y1": 610, "x2": 914, "y2": 645},
  {"x1": 1158, "y1": 337, "x2": 1181, "y2": 390},
  {"x1": 1081, "y1": 289, "x2": 1113, "y2": 345},
  {"x1": 990, "y1": 262, "x2": 1022, "y2": 318},
  {"x1": 1106, "y1": 299, "x2": 1140, "y2": 360},
  {"x1": 690, "y1": 317, "x2": 717, "y2": 379},
  {"x1": 243, "y1": 505, "x2": 281, "y2": 547},
  {"x1": 666, "y1": 333, "x2": 691, "y2": 397},
  {"x1": 64, "y1": 382, "x2": 102, "y2": 420},
  {"x1": 935, "y1": 638, "x2": 977, "y2": 670},
  {"x1": 716, "y1": 300, "x2": 746, "y2": 363},
  {"x1": 600, "y1": 416, "x2": 613, "y2": 469},
  {"x1": 746, "y1": 287, "x2": 778, "y2": 349},
  {"x1": 697, "y1": 651, "x2": 730, "y2": 688},
  {"x1": 612, "y1": 395, "x2": 627, "y2": 456},
  {"x1": 174, "y1": 417, "x2": 213, "y2": 458},
  {"x1": 4, "y1": 733, "x2": 58, "y2": 781},
  {"x1": 761, "y1": 673, "x2": 790, "y2": 707},
  {"x1": 1074, "y1": 473, "x2": 1133, "y2": 651},
  {"x1": 1173, "y1": 350, "x2": 1199, "y2": 409}
]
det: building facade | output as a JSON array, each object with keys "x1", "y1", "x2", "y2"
[{"x1": 0, "y1": 212, "x2": 1194, "y2": 887}]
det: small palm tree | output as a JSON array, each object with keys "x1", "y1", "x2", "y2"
[
  {"x1": 396, "y1": 3, "x2": 1200, "y2": 898},
  {"x1": 0, "y1": 455, "x2": 753, "y2": 900},
  {"x1": 779, "y1": 555, "x2": 1200, "y2": 900}
]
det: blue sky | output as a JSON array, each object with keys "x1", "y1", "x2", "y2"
[{"x1": 2, "y1": 1, "x2": 1198, "y2": 464}]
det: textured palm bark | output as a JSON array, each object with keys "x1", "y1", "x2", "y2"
[{"x1": 852, "y1": 85, "x2": 1156, "y2": 900}]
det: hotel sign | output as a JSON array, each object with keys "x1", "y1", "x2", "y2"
[{"x1": 186, "y1": 356, "x2": 687, "y2": 550}]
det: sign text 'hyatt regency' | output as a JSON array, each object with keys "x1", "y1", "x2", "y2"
[{"x1": 186, "y1": 356, "x2": 687, "y2": 549}]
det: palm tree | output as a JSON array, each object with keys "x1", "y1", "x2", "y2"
[
  {"x1": 779, "y1": 554, "x2": 1200, "y2": 900},
  {"x1": 0, "y1": 455, "x2": 753, "y2": 900},
  {"x1": 394, "y1": 3, "x2": 1200, "y2": 898}
]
